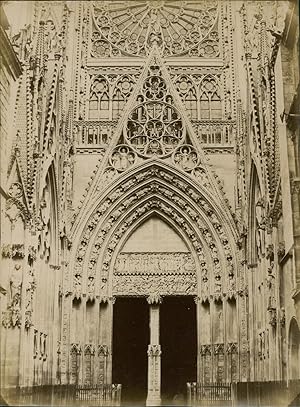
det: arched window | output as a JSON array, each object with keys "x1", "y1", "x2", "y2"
[
  {"x1": 89, "y1": 77, "x2": 110, "y2": 120},
  {"x1": 112, "y1": 75, "x2": 134, "y2": 119},
  {"x1": 176, "y1": 75, "x2": 198, "y2": 120},
  {"x1": 99, "y1": 92, "x2": 109, "y2": 119},
  {"x1": 89, "y1": 94, "x2": 98, "y2": 119},
  {"x1": 200, "y1": 76, "x2": 222, "y2": 120},
  {"x1": 200, "y1": 91, "x2": 210, "y2": 119},
  {"x1": 112, "y1": 88, "x2": 125, "y2": 119},
  {"x1": 184, "y1": 88, "x2": 197, "y2": 120},
  {"x1": 289, "y1": 318, "x2": 300, "y2": 380}
]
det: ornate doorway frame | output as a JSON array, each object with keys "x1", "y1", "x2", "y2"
[{"x1": 62, "y1": 161, "x2": 244, "y2": 391}]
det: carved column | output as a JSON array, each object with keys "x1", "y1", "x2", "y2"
[
  {"x1": 146, "y1": 294, "x2": 162, "y2": 407},
  {"x1": 97, "y1": 344, "x2": 109, "y2": 385},
  {"x1": 106, "y1": 296, "x2": 115, "y2": 384}
]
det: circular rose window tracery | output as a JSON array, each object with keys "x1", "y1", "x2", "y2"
[
  {"x1": 92, "y1": 1, "x2": 219, "y2": 57},
  {"x1": 124, "y1": 101, "x2": 185, "y2": 158}
]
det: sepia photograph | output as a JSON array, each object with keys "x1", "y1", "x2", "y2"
[{"x1": 0, "y1": 0, "x2": 299, "y2": 406}]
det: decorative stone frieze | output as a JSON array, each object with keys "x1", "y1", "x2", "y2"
[
  {"x1": 113, "y1": 273, "x2": 197, "y2": 297},
  {"x1": 114, "y1": 252, "x2": 195, "y2": 275},
  {"x1": 213, "y1": 343, "x2": 225, "y2": 355},
  {"x1": 200, "y1": 344, "x2": 212, "y2": 356},
  {"x1": 227, "y1": 342, "x2": 238, "y2": 354}
]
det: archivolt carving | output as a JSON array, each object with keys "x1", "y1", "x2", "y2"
[
  {"x1": 192, "y1": 166, "x2": 211, "y2": 189},
  {"x1": 91, "y1": 196, "x2": 223, "y2": 297},
  {"x1": 71, "y1": 164, "x2": 237, "y2": 299},
  {"x1": 77, "y1": 59, "x2": 230, "y2": 216}
]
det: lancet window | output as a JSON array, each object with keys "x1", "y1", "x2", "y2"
[
  {"x1": 89, "y1": 76, "x2": 109, "y2": 120},
  {"x1": 185, "y1": 88, "x2": 198, "y2": 120},
  {"x1": 175, "y1": 75, "x2": 223, "y2": 121},
  {"x1": 88, "y1": 75, "x2": 135, "y2": 121},
  {"x1": 112, "y1": 88, "x2": 125, "y2": 119},
  {"x1": 199, "y1": 76, "x2": 222, "y2": 120}
]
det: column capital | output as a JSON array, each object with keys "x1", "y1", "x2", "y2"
[
  {"x1": 147, "y1": 344, "x2": 161, "y2": 357},
  {"x1": 147, "y1": 293, "x2": 162, "y2": 305}
]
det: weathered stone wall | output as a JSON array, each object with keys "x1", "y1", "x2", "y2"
[{"x1": 0, "y1": 1, "x2": 299, "y2": 402}]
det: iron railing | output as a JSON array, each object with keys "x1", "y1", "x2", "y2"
[
  {"x1": 2, "y1": 384, "x2": 121, "y2": 406},
  {"x1": 187, "y1": 382, "x2": 232, "y2": 406},
  {"x1": 75, "y1": 384, "x2": 122, "y2": 406}
]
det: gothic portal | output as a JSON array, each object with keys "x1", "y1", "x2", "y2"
[{"x1": 0, "y1": 1, "x2": 300, "y2": 406}]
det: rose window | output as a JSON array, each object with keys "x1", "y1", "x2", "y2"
[
  {"x1": 92, "y1": 1, "x2": 219, "y2": 57},
  {"x1": 124, "y1": 101, "x2": 185, "y2": 158}
]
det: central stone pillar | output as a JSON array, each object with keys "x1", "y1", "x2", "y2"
[{"x1": 146, "y1": 294, "x2": 162, "y2": 406}]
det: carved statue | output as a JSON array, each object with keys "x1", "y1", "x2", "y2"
[
  {"x1": 10, "y1": 264, "x2": 22, "y2": 302},
  {"x1": 266, "y1": 262, "x2": 276, "y2": 308},
  {"x1": 111, "y1": 146, "x2": 135, "y2": 172},
  {"x1": 173, "y1": 145, "x2": 199, "y2": 172},
  {"x1": 2, "y1": 264, "x2": 23, "y2": 328},
  {"x1": 25, "y1": 268, "x2": 36, "y2": 312}
]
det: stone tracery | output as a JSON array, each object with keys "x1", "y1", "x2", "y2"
[
  {"x1": 173, "y1": 144, "x2": 199, "y2": 171},
  {"x1": 70, "y1": 163, "x2": 237, "y2": 302},
  {"x1": 109, "y1": 145, "x2": 136, "y2": 172},
  {"x1": 91, "y1": 0, "x2": 219, "y2": 58},
  {"x1": 124, "y1": 65, "x2": 187, "y2": 158},
  {"x1": 88, "y1": 74, "x2": 138, "y2": 120},
  {"x1": 125, "y1": 101, "x2": 185, "y2": 157}
]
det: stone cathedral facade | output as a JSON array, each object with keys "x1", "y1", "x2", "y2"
[{"x1": 0, "y1": 1, "x2": 299, "y2": 405}]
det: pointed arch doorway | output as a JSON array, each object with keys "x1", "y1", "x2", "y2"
[{"x1": 112, "y1": 216, "x2": 198, "y2": 406}]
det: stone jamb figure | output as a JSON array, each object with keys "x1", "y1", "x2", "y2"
[{"x1": 8, "y1": 264, "x2": 23, "y2": 328}]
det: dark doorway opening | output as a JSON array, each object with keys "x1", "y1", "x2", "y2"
[
  {"x1": 112, "y1": 297, "x2": 149, "y2": 405},
  {"x1": 160, "y1": 296, "x2": 197, "y2": 405}
]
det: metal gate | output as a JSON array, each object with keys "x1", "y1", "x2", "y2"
[
  {"x1": 187, "y1": 382, "x2": 232, "y2": 406},
  {"x1": 75, "y1": 384, "x2": 122, "y2": 406}
]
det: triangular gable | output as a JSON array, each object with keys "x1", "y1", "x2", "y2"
[
  {"x1": 6, "y1": 157, "x2": 30, "y2": 211},
  {"x1": 73, "y1": 46, "x2": 235, "y2": 231}
]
